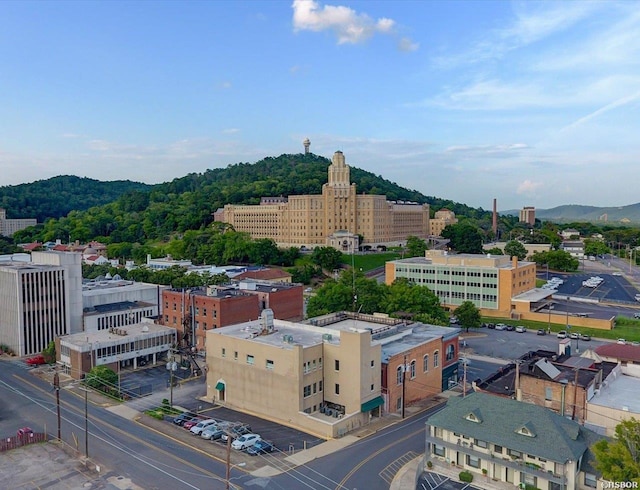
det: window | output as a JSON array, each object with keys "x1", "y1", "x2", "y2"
[
  {"x1": 584, "y1": 473, "x2": 597, "y2": 488},
  {"x1": 221, "y1": 348, "x2": 226, "y2": 357},
  {"x1": 466, "y1": 455, "x2": 480, "y2": 468},
  {"x1": 335, "y1": 359, "x2": 340, "y2": 371},
  {"x1": 434, "y1": 351, "x2": 439, "y2": 368},
  {"x1": 370, "y1": 384, "x2": 374, "y2": 391},
  {"x1": 335, "y1": 383, "x2": 340, "y2": 395},
  {"x1": 410, "y1": 360, "x2": 416, "y2": 379},
  {"x1": 246, "y1": 355, "x2": 254, "y2": 365},
  {"x1": 423, "y1": 354, "x2": 429, "y2": 372},
  {"x1": 396, "y1": 397, "x2": 402, "y2": 411},
  {"x1": 319, "y1": 380, "x2": 323, "y2": 392},
  {"x1": 474, "y1": 439, "x2": 488, "y2": 449},
  {"x1": 494, "y1": 445, "x2": 503, "y2": 454},
  {"x1": 446, "y1": 344, "x2": 455, "y2": 361},
  {"x1": 303, "y1": 385, "x2": 311, "y2": 397},
  {"x1": 545, "y1": 387, "x2": 553, "y2": 401},
  {"x1": 313, "y1": 382, "x2": 317, "y2": 394},
  {"x1": 319, "y1": 357, "x2": 322, "y2": 369},
  {"x1": 508, "y1": 449, "x2": 522, "y2": 459},
  {"x1": 396, "y1": 365, "x2": 403, "y2": 385},
  {"x1": 433, "y1": 444, "x2": 445, "y2": 457},
  {"x1": 234, "y1": 351, "x2": 238, "y2": 360},
  {"x1": 266, "y1": 359, "x2": 274, "y2": 370},
  {"x1": 371, "y1": 359, "x2": 375, "y2": 368}
]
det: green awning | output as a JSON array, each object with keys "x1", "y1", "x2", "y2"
[
  {"x1": 215, "y1": 381, "x2": 225, "y2": 391},
  {"x1": 361, "y1": 395, "x2": 384, "y2": 412}
]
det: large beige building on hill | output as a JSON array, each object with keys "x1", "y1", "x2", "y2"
[{"x1": 214, "y1": 151, "x2": 430, "y2": 249}]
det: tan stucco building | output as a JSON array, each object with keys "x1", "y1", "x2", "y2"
[
  {"x1": 213, "y1": 151, "x2": 430, "y2": 248},
  {"x1": 206, "y1": 310, "x2": 384, "y2": 438},
  {"x1": 429, "y1": 208, "x2": 458, "y2": 237}
]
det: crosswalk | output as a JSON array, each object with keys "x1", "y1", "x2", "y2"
[{"x1": 378, "y1": 451, "x2": 421, "y2": 485}]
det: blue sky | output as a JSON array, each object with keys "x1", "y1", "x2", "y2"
[{"x1": 1, "y1": 0, "x2": 639, "y2": 211}]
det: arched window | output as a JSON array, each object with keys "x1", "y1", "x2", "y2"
[
  {"x1": 434, "y1": 350, "x2": 440, "y2": 368},
  {"x1": 396, "y1": 365, "x2": 403, "y2": 385},
  {"x1": 446, "y1": 344, "x2": 455, "y2": 361},
  {"x1": 410, "y1": 360, "x2": 416, "y2": 379},
  {"x1": 423, "y1": 354, "x2": 429, "y2": 372}
]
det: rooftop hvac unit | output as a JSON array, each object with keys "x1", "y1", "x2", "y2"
[
  {"x1": 333, "y1": 410, "x2": 339, "y2": 418},
  {"x1": 326, "y1": 409, "x2": 333, "y2": 417},
  {"x1": 322, "y1": 333, "x2": 333, "y2": 341},
  {"x1": 319, "y1": 406, "x2": 326, "y2": 414}
]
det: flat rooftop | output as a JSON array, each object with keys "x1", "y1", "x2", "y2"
[
  {"x1": 60, "y1": 320, "x2": 176, "y2": 347},
  {"x1": 589, "y1": 373, "x2": 640, "y2": 413},
  {"x1": 381, "y1": 323, "x2": 460, "y2": 360},
  {"x1": 83, "y1": 300, "x2": 155, "y2": 316},
  {"x1": 82, "y1": 280, "x2": 161, "y2": 295},
  {"x1": 391, "y1": 255, "x2": 533, "y2": 269},
  {"x1": 208, "y1": 318, "x2": 342, "y2": 348}
]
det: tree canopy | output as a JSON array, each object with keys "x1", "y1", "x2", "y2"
[
  {"x1": 455, "y1": 301, "x2": 481, "y2": 333},
  {"x1": 442, "y1": 222, "x2": 484, "y2": 254},
  {"x1": 405, "y1": 235, "x2": 428, "y2": 258},
  {"x1": 530, "y1": 250, "x2": 579, "y2": 272},
  {"x1": 504, "y1": 240, "x2": 528, "y2": 260},
  {"x1": 592, "y1": 418, "x2": 640, "y2": 484}
]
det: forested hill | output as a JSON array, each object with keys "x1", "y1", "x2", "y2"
[
  {"x1": 0, "y1": 176, "x2": 151, "y2": 223},
  {"x1": 12, "y1": 153, "x2": 490, "y2": 245}
]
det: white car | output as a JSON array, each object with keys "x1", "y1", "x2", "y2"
[
  {"x1": 557, "y1": 331, "x2": 567, "y2": 339},
  {"x1": 515, "y1": 326, "x2": 527, "y2": 333},
  {"x1": 190, "y1": 419, "x2": 218, "y2": 435},
  {"x1": 231, "y1": 433, "x2": 261, "y2": 450},
  {"x1": 495, "y1": 323, "x2": 507, "y2": 331}
]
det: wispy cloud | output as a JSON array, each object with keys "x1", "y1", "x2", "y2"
[
  {"x1": 517, "y1": 179, "x2": 543, "y2": 195},
  {"x1": 291, "y1": 0, "x2": 416, "y2": 49},
  {"x1": 560, "y1": 90, "x2": 640, "y2": 132},
  {"x1": 222, "y1": 128, "x2": 240, "y2": 134}
]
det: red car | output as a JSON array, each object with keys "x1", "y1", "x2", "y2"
[
  {"x1": 17, "y1": 427, "x2": 34, "y2": 437},
  {"x1": 26, "y1": 355, "x2": 46, "y2": 366}
]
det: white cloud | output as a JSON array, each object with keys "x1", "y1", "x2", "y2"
[
  {"x1": 398, "y1": 37, "x2": 419, "y2": 52},
  {"x1": 291, "y1": 0, "x2": 415, "y2": 49},
  {"x1": 517, "y1": 179, "x2": 543, "y2": 195},
  {"x1": 222, "y1": 128, "x2": 240, "y2": 134}
]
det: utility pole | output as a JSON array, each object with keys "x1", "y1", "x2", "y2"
[
  {"x1": 225, "y1": 430, "x2": 232, "y2": 490},
  {"x1": 401, "y1": 354, "x2": 407, "y2": 419},
  {"x1": 572, "y1": 368, "x2": 580, "y2": 421},
  {"x1": 463, "y1": 356, "x2": 468, "y2": 398},
  {"x1": 84, "y1": 386, "x2": 89, "y2": 458},
  {"x1": 53, "y1": 371, "x2": 61, "y2": 441}
]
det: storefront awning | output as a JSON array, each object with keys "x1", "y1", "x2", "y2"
[
  {"x1": 215, "y1": 381, "x2": 225, "y2": 391},
  {"x1": 361, "y1": 395, "x2": 384, "y2": 412}
]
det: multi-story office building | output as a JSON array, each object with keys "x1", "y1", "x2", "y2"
[
  {"x1": 214, "y1": 151, "x2": 430, "y2": 248},
  {"x1": 519, "y1": 206, "x2": 536, "y2": 226},
  {"x1": 206, "y1": 310, "x2": 384, "y2": 438},
  {"x1": 0, "y1": 251, "x2": 82, "y2": 356},
  {"x1": 206, "y1": 310, "x2": 458, "y2": 437},
  {"x1": 429, "y1": 209, "x2": 458, "y2": 237},
  {"x1": 385, "y1": 250, "x2": 536, "y2": 316},
  {"x1": 0, "y1": 208, "x2": 37, "y2": 237}
]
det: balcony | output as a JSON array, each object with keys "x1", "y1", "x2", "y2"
[{"x1": 425, "y1": 434, "x2": 567, "y2": 486}]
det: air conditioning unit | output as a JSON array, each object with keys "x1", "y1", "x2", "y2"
[
  {"x1": 326, "y1": 409, "x2": 333, "y2": 417},
  {"x1": 319, "y1": 406, "x2": 326, "y2": 414}
]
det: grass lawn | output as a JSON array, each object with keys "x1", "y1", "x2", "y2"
[
  {"x1": 341, "y1": 252, "x2": 400, "y2": 272},
  {"x1": 479, "y1": 316, "x2": 640, "y2": 342}
]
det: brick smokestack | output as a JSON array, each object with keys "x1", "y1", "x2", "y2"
[{"x1": 492, "y1": 198, "x2": 497, "y2": 238}]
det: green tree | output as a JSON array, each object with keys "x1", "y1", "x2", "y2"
[
  {"x1": 504, "y1": 240, "x2": 528, "y2": 260},
  {"x1": 381, "y1": 278, "x2": 448, "y2": 323},
  {"x1": 530, "y1": 250, "x2": 579, "y2": 272},
  {"x1": 592, "y1": 418, "x2": 640, "y2": 483},
  {"x1": 311, "y1": 247, "x2": 343, "y2": 272},
  {"x1": 442, "y1": 222, "x2": 484, "y2": 254},
  {"x1": 42, "y1": 341, "x2": 56, "y2": 364},
  {"x1": 484, "y1": 247, "x2": 504, "y2": 255},
  {"x1": 306, "y1": 279, "x2": 353, "y2": 317},
  {"x1": 405, "y1": 235, "x2": 428, "y2": 258},
  {"x1": 455, "y1": 301, "x2": 481, "y2": 333},
  {"x1": 584, "y1": 238, "x2": 610, "y2": 257},
  {"x1": 86, "y1": 366, "x2": 118, "y2": 392}
]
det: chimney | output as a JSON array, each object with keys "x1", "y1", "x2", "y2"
[{"x1": 492, "y1": 198, "x2": 498, "y2": 238}]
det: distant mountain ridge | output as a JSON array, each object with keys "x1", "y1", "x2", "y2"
[{"x1": 502, "y1": 203, "x2": 640, "y2": 224}]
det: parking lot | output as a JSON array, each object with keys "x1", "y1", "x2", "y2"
[{"x1": 544, "y1": 272, "x2": 640, "y2": 304}]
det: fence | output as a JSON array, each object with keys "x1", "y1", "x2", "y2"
[{"x1": 0, "y1": 432, "x2": 48, "y2": 452}]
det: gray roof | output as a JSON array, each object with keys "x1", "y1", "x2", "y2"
[{"x1": 427, "y1": 392, "x2": 602, "y2": 463}]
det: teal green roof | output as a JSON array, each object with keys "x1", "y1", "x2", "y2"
[
  {"x1": 215, "y1": 381, "x2": 225, "y2": 391},
  {"x1": 427, "y1": 392, "x2": 602, "y2": 463}
]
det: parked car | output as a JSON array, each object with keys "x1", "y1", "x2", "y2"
[
  {"x1": 231, "y1": 433, "x2": 261, "y2": 450},
  {"x1": 247, "y1": 439, "x2": 275, "y2": 455},
  {"x1": 536, "y1": 329, "x2": 547, "y2": 336},
  {"x1": 25, "y1": 355, "x2": 46, "y2": 366},
  {"x1": 173, "y1": 412, "x2": 198, "y2": 426},
  {"x1": 580, "y1": 334, "x2": 591, "y2": 341},
  {"x1": 505, "y1": 325, "x2": 515, "y2": 331},
  {"x1": 221, "y1": 424, "x2": 253, "y2": 442},
  {"x1": 183, "y1": 417, "x2": 206, "y2": 430},
  {"x1": 634, "y1": 313, "x2": 640, "y2": 319},
  {"x1": 190, "y1": 419, "x2": 218, "y2": 435},
  {"x1": 570, "y1": 332, "x2": 579, "y2": 339},
  {"x1": 515, "y1": 326, "x2": 526, "y2": 333},
  {"x1": 617, "y1": 338, "x2": 626, "y2": 345},
  {"x1": 207, "y1": 425, "x2": 231, "y2": 441},
  {"x1": 201, "y1": 423, "x2": 227, "y2": 440},
  {"x1": 557, "y1": 330, "x2": 567, "y2": 339},
  {"x1": 495, "y1": 323, "x2": 507, "y2": 331},
  {"x1": 17, "y1": 427, "x2": 34, "y2": 438},
  {"x1": 486, "y1": 323, "x2": 496, "y2": 329}
]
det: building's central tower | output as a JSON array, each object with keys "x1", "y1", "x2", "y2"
[{"x1": 322, "y1": 151, "x2": 357, "y2": 236}]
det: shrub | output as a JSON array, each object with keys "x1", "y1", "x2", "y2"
[
  {"x1": 459, "y1": 471, "x2": 474, "y2": 483},
  {"x1": 426, "y1": 460, "x2": 433, "y2": 469},
  {"x1": 482, "y1": 469, "x2": 488, "y2": 475}
]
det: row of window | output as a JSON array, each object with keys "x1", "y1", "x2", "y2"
[
  {"x1": 303, "y1": 381, "x2": 323, "y2": 397},
  {"x1": 221, "y1": 348, "x2": 275, "y2": 369},
  {"x1": 97, "y1": 309, "x2": 153, "y2": 330},
  {"x1": 396, "y1": 349, "x2": 448, "y2": 384},
  {"x1": 95, "y1": 334, "x2": 174, "y2": 359},
  {"x1": 303, "y1": 358, "x2": 323, "y2": 373}
]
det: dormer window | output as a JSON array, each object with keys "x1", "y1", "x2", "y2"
[
  {"x1": 516, "y1": 422, "x2": 537, "y2": 437},
  {"x1": 464, "y1": 409, "x2": 483, "y2": 423}
]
